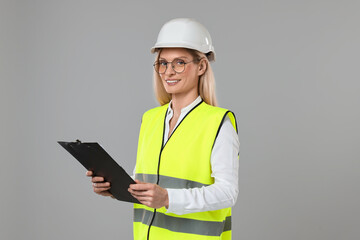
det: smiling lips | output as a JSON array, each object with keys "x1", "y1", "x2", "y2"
[{"x1": 166, "y1": 79, "x2": 180, "y2": 85}]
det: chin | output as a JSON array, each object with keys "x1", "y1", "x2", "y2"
[
  {"x1": 164, "y1": 89, "x2": 177, "y2": 95},
  {"x1": 163, "y1": 86, "x2": 179, "y2": 95}
]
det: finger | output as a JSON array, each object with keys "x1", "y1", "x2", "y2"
[
  {"x1": 86, "y1": 171, "x2": 93, "y2": 176},
  {"x1": 133, "y1": 196, "x2": 151, "y2": 202},
  {"x1": 129, "y1": 179, "x2": 145, "y2": 187},
  {"x1": 128, "y1": 189, "x2": 148, "y2": 197},
  {"x1": 94, "y1": 187, "x2": 111, "y2": 193},
  {"x1": 128, "y1": 187, "x2": 149, "y2": 194},
  {"x1": 95, "y1": 190, "x2": 112, "y2": 197},
  {"x1": 92, "y1": 176, "x2": 105, "y2": 183},
  {"x1": 130, "y1": 194, "x2": 151, "y2": 204},
  {"x1": 129, "y1": 183, "x2": 153, "y2": 191},
  {"x1": 138, "y1": 200, "x2": 153, "y2": 208},
  {"x1": 93, "y1": 182, "x2": 110, "y2": 188}
]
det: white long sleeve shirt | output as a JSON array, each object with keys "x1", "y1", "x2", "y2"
[{"x1": 134, "y1": 96, "x2": 240, "y2": 215}]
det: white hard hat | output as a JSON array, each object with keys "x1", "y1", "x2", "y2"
[{"x1": 151, "y1": 18, "x2": 216, "y2": 61}]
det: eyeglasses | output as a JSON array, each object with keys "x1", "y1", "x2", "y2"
[{"x1": 153, "y1": 58, "x2": 199, "y2": 74}]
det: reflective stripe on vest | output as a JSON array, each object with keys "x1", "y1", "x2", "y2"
[
  {"x1": 134, "y1": 101, "x2": 237, "y2": 240},
  {"x1": 134, "y1": 208, "x2": 231, "y2": 236},
  {"x1": 135, "y1": 173, "x2": 209, "y2": 188}
]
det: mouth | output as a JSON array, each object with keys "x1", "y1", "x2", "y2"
[{"x1": 165, "y1": 79, "x2": 181, "y2": 85}]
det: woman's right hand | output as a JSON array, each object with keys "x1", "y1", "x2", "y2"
[{"x1": 86, "y1": 171, "x2": 114, "y2": 198}]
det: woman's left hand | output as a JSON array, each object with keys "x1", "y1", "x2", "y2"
[{"x1": 129, "y1": 180, "x2": 169, "y2": 209}]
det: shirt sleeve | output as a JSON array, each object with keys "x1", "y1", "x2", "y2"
[
  {"x1": 165, "y1": 116, "x2": 240, "y2": 215},
  {"x1": 131, "y1": 166, "x2": 136, "y2": 180}
]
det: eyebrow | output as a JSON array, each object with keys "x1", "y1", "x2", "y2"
[{"x1": 159, "y1": 56, "x2": 189, "y2": 60}]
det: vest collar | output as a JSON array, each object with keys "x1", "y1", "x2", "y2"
[{"x1": 167, "y1": 95, "x2": 202, "y2": 116}]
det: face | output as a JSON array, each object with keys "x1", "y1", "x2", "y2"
[{"x1": 157, "y1": 48, "x2": 205, "y2": 98}]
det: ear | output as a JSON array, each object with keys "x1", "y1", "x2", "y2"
[{"x1": 197, "y1": 59, "x2": 207, "y2": 76}]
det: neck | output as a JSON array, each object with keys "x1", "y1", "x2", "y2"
[{"x1": 171, "y1": 91, "x2": 199, "y2": 116}]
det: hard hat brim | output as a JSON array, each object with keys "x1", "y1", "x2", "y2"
[{"x1": 150, "y1": 44, "x2": 216, "y2": 62}]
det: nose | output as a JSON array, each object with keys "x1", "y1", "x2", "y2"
[{"x1": 164, "y1": 62, "x2": 176, "y2": 75}]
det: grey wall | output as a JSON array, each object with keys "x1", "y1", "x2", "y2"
[{"x1": 1, "y1": 0, "x2": 359, "y2": 239}]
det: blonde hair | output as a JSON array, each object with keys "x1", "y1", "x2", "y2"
[{"x1": 153, "y1": 49, "x2": 218, "y2": 106}]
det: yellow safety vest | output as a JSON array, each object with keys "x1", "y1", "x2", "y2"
[{"x1": 134, "y1": 100, "x2": 238, "y2": 240}]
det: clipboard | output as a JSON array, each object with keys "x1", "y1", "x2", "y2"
[{"x1": 58, "y1": 140, "x2": 140, "y2": 204}]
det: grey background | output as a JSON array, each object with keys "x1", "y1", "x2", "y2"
[{"x1": 1, "y1": 0, "x2": 359, "y2": 239}]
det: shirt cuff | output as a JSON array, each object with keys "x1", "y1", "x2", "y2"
[{"x1": 165, "y1": 188, "x2": 185, "y2": 214}]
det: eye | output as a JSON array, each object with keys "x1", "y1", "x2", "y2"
[
  {"x1": 158, "y1": 60, "x2": 168, "y2": 66},
  {"x1": 174, "y1": 59, "x2": 186, "y2": 65}
]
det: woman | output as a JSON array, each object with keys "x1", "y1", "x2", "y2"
[{"x1": 87, "y1": 18, "x2": 240, "y2": 240}]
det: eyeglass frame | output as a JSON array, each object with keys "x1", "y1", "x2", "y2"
[{"x1": 153, "y1": 58, "x2": 203, "y2": 74}]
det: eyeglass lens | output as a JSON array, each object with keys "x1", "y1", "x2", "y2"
[{"x1": 154, "y1": 59, "x2": 186, "y2": 74}]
